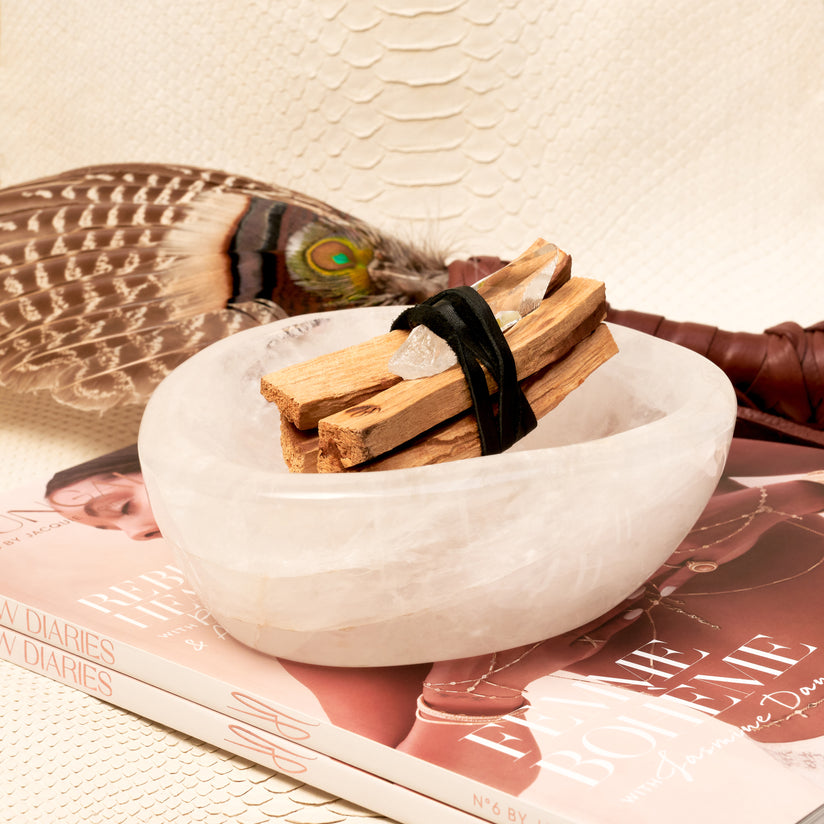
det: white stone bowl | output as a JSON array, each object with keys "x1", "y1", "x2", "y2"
[{"x1": 138, "y1": 307, "x2": 737, "y2": 666}]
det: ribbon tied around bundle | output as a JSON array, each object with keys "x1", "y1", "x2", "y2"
[{"x1": 391, "y1": 286, "x2": 537, "y2": 456}]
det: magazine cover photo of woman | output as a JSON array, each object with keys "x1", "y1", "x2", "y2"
[{"x1": 45, "y1": 445, "x2": 161, "y2": 542}]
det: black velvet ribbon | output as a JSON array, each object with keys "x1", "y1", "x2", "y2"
[{"x1": 391, "y1": 286, "x2": 537, "y2": 455}]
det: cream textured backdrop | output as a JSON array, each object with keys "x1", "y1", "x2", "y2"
[
  {"x1": 1, "y1": 660, "x2": 396, "y2": 823},
  {"x1": 1, "y1": 0, "x2": 822, "y2": 331},
  {"x1": 0, "y1": 2, "x2": 822, "y2": 821}
]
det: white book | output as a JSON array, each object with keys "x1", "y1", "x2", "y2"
[{"x1": 0, "y1": 624, "x2": 478, "y2": 824}]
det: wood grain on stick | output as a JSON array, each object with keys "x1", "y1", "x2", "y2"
[
  {"x1": 317, "y1": 323, "x2": 618, "y2": 472},
  {"x1": 260, "y1": 239, "x2": 570, "y2": 429},
  {"x1": 261, "y1": 328, "x2": 408, "y2": 430},
  {"x1": 318, "y1": 278, "x2": 605, "y2": 468},
  {"x1": 280, "y1": 419, "x2": 320, "y2": 473},
  {"x1": 471, "y1": 239, "x2": 570, "y2": 315}
]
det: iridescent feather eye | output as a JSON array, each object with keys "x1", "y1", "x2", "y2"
[{"x1": 285, "y1": 224, "x2": 374, "y2": 301}]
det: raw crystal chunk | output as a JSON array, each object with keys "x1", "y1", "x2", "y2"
[{"x1": 387, "y1": 323, "x2": 457, "y2": 379}]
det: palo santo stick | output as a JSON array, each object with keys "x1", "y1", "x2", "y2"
[
  {"x1": 318, "y1": 324, "x2": 618, "y2": 473},
  {"x1": 263, "y1": 328, "x2": 408, "y2": 430},
  {"x1": 260, "y1": 239, "x2": 571, "y2": 429},
  {"x1": 318, "y1": 277, "x2": 605, "y2": 468},
  {"x1": 285, "y1": 297, "x2": 601, "y2": 474},
  {"x1": 473, "y1": 238, "x2": 568, "y2": 316},
  {"x1": 280, "y1": 419, "x2": 320, "y2": 473}
]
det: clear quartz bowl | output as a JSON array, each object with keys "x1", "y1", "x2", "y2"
[{"x1": 138, "y1": 307, "x2": 737, "y2": 666}]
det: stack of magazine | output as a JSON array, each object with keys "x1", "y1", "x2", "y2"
[{"x1": 3, "y1": 436, "x2": 824, "y2": 824}]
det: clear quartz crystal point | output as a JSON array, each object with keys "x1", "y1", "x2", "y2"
[{"x1": 387, "y1": 323, "x2": 457, "y2": 379}]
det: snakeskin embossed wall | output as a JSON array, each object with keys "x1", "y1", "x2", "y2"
[{"x1": 0, "y1": 0, "x2": 822, "y2": 329}]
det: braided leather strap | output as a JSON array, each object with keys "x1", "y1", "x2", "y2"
[{"x1": 607, "y1": 307, "x2": 824, "y2": 448}]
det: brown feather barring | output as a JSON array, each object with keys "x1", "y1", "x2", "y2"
[{"x1": 0, "y1": 163, "x2": 449, "y2": 409}]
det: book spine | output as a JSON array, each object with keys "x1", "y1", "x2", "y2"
[
  {"x1": 0, "y1": 594, "x2": 563, "y2": 824},
  {"x1": 0, "y1": 625, "x2": 481, "y2": 824}
]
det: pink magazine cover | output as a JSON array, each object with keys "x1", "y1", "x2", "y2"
[{"x1": 3, "y1": 436, "x2": 824, "y2": 824}]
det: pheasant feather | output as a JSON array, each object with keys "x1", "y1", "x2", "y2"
[
  {"x1": 0, "y1": 163, "x2": 449, "y2": 409},
  {"x1": 3, "y1": 163, "x2": 824, "y2": 451}
]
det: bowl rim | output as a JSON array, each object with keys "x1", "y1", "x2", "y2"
[{"x1": 139, "y1": 307, "x2": 738, "y2": 496}]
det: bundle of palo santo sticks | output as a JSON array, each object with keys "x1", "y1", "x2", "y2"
[{"x1": 261, "y1": 239, "x2": 618, "y2": 472}]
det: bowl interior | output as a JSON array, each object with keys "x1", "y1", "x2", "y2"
[{"x1": 142, "y1": 306, "x2": 712, "y2": 484}]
